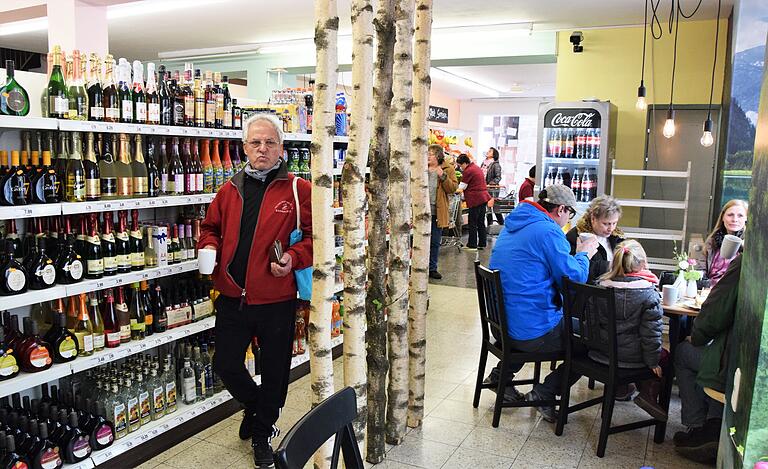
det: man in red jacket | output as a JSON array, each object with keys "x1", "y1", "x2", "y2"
[
  {"x1": 198, "y1": 113, "x2": 312, "y2": 467},
  {"x1": 457, "y1": 153, "x2": 491, "y2": 250}
]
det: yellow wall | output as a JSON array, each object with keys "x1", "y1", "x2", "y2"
[{"x1": 556, "y1": 19, "x2": 728, "y2": 223}]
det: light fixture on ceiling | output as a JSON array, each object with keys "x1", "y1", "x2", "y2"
[
  {"x1": 635, "y1": 0, "x2": 649, "y2": 111},
  {"x1": 430, "y1": 67, "x2": 501, "y2": 98},
  {"x1": 158, "y1": 44, "x2": 261, "y2": 60},
  {"x1": 0, "y1": 17, "x2": 47, "y2": 36},
  {"x1": 701, "y1": 0, "x2": 721, "y2": 147},
  {"x1": 663, "y1": 109, "x2": 676, "y2": 139}
]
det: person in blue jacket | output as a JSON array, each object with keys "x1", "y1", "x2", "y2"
[{"x1": 488, "y1": 184, "x2": 597, "y2": 422}]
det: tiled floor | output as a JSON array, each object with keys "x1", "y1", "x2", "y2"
[{"x1": 138, "y1": 263, "x2": 709, "y2": 468}]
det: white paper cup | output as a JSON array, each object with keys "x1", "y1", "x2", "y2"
[
  {"x1": 198, "y1": 248, "x2": 217, "y2": 275},
  {"x1": 720, "y1": 234, "x2": 742, "y2": 260},
  {"x1": 662, "y1": 285, "x2": 678, "y2": 306},
  {"x1": 578, "y1": 232, "x2": 596, "y2": 242}
]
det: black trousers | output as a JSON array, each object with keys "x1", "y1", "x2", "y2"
[
  {"x1": 213, "y1": 295, "x2": 296, "y2": 440},
  {"x1": 467, "y1": 203, "x2": 488, "y2": 248}
]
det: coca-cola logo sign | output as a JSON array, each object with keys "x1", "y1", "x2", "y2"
[{"x1": 544, "y1": 109, "x2": 601, "y2": 129}]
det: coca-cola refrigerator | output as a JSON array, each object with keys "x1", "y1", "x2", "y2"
[{"x1": 535, "y1": 100, "x2": 617, "y2": 214}]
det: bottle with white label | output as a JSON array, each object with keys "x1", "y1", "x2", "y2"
[
  {"x1": 132, "y1": 60, "x2": 147, "y2": 124},
  {"x1": 47, "y1": 45, "x2": 69, "y2": 119},
  {"x1": 110, "y1": 379, "x2": 128, "y2": 439},
  {"x1": 136, "y1": 371, "x2": 152, "y2": 425},
  {"x1": 1, "y1": 239, "x2": 28, "y2": 296},
  {"x1": 149, "y1": 366, "x2": 165, "y2": 419},
  {"x1": 164, "y1": 357, "x2": 177, "y2": 414},
  {"x1": 146, "y1": 63, "x2": 160, "y2": 125},
  {"x1": 182, "y1": 358, "x2": 196, "y2": 404},
  {"x1": 124, "y1": 375, "x2": 141, "y2": 433},
  {"x1": 73, "y1": 293, "x2": 94, "y2": 357},
  {"x1": 25, "y1": 237, "x2": 56, "y2": 290}
]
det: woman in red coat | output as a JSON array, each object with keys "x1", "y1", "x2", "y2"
[{"x1": 457, "y1": 153, "x2": 491, "y2": 250}]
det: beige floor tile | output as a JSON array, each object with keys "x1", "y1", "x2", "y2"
[
  {"x1": 370, "y1": 458, "x2": 424, "y2": 468},
  {"x1": 145, "y1": 436, "x2": 202, "y2": 465},
  {"x1": 424, "y1": 378, "x2": 461, "y2": 400},
  {"x1": 458, "y1": 426, "x2": 528, "y2": 459},
  {"x1": 406, "y1": 415, "x2": 474, "y2": 446},
  {"x1": 577, "y1": 452, "x2": 646, "y2": 469},
  {"x1": 585, "y1": 426, "x2": 649, "y2": 459},
  {"x1": 283, "y1": 385, "x2": 315, "y2": 413},
  {"x1": 514, "y1": 436, "x2": 584, "y2": 468},
  {"x1": 162, "y1": 440, "x2": 243, "y2": 468},
  {"x1": 442, "y1": 447, "x2": 514, "y2": 469},
  {"x1": 427, "y1": 398, "x2": 491, "y2": 425},
  {"x1": 204, "y1": 420, "x2": 253, "y2": 453},
  {"x1": 385, "y1": 437, "x2": 457, "y2": 469}
]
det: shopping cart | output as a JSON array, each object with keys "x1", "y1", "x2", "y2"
[
  {"x1": 486, "y1": 185, "x2": 515, "y2": 235},
  {"x1": 441, "y1": 194, "x2": 464, "y2": 251}
]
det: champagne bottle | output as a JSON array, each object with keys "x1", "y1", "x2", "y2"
[
  {"x1": 131, "y1": 60, "x2": 147, "y2": 124},
  {"x1": 145, "y1": 137, "x2": 160, "y2": 197},
  {"x1": 67, "y1": 50, "x2": 88, "y2": 121},
  {"x1": 129, "y1": 210, "x2": 144, "y2": 271},
  {"x1": 47, "y1": 46, "x2": 69, "y2": 119},
  {"x1": 89, "y1": 293, "x2": 105, "y2": 352},
  {"x1": 83, "y1": 133, "x2": 100, "y2": 201},
  {"x1": 158, "y1": 138, "x2": 169, "y2": 195},
  {"x1": 117, "y1": 59, "x2": 133, "y2": 124},
  {"x1": 31, "y1": 151, "x2": 59, "y2": 203},
  {"x1": 102, "y1": 55, "x2": 119, "y2": 123},
  {"x1": 0, "y1": 60, "x2": 30, "y2": 116},
  {"x1": 129, "y1": 283, "x2": 145, "y2": 340},
  {"x1": 144, "y1": 226, "x2": 156, "y2": 268},
  {"x1": 115, "y1": 286, "x2": 130, "y2": 343},
  {"x1": 130, "y1": 135, "x2": 148, "y2": 198},
  {"x1": 115, "y1": 211, "x2": 131, "y2": 274},
  {"x1": 101, "y1": 212, "x2": 117, "y2": 276},
  {"x1": 157, "y1": 66, "x2": 172, "y2": 126},
  {"x1": 100, "y1": 288, "x2": 120, "y2": 348},
  {"x1": 99, "y1": 133, "x2": 118, "y2": 199},
  {"x1": 115, "y1": 134, "x2": 133, "y2": 198},
  {"x1": 65, "y1": 132, "x2": 86, "y2": 202},
  {"x1": 145, "y1": 63, "x2": 159, "y2": 125},
  {"x1": 167, "y1": 137, "x2": 184, "y2": 195},
  {"x1": 84, "y1": 214, "x2": 103, "y2": 279},
  {"x1": 86, "y1": 53, "x2": 104, "y2": 121},
  {"x1": 73, "y1": 294, "x2": 94, "y2": 357}
]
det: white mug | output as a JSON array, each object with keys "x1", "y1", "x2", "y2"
[
  {"x1": 662, "y1": 285, "x2": 678, "y2": 306},
  {"x1": 198, "y1": 248, "x2": 217, "y2": 275},
  {"x1": 720, "y1": 234, "x2": 742, "y2": 260},
  {"x1": 578, "y1": 232, "x2": 596, "y2": 242}
]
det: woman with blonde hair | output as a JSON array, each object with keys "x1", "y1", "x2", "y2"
[
  {"x1": 566, "y1": 195, "x2": 624, "y2": 283},
  {"x1": 704, "y1": 199, "x2": 747, "y2": 286},
  {"x1": 592, "y1": 240, "x2": 668, "y2": 421}
]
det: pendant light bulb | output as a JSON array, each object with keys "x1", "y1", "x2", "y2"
[
  {"x1": 701, "y1": 118, "x2": 714, "y2": 147},
  {"x1": 663, "y1": 109, "x2": 676, "y2": 139},
  {"x1": 636, "y1": 84, "x2": 647, "y2": 111}
]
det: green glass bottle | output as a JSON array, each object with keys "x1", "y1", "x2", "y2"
[
  {"x1": 47, "y1": 45, "x2": 69, "y2": 119},
  {"x1": 67, "y1": 50, "x2": 88, "y2": 121},
  {"x1": 65, "y1": 132, "x2": 86, "y2": 202},
  {"x1": 1, "y1": 60, "x2": 30, "y2": 116}
]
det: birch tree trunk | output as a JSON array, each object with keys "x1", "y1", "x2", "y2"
[
  {"x1": 343, "y1": 0, "x2": 374, "y2": 449},
  {"x1": 385, "y1": 0, "x2": 415, "y2": 446},
  {"x1": 365, "y1": 0, "x2": 395, "y2": 462},
  {"x1": 407, "y1": 0, "x2": 433, "y2": 430},
  {"x1": 310, "y1": 0, "x2": 338, "y2": 466}
]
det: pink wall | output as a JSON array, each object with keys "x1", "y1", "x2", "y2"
[{"x1": 428, "y1": 88, "x2": 461, "y2": 129}]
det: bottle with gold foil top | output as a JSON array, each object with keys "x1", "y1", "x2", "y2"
[
  {"x1": 102, "y1": 55, "x2": 119, "y2": 123},
  {"x1": 65, "y1": 132, "x2": 86, "y2": 202},
  {"x1": 67, "y1": 50, "x2": 88, "y2": 120},
  {"x1": 87, "y1": 53, "x2": 104, "y2": 121},
  {"x1": 194, "y1": 69, "x2": 205, "y2": 128},
  {"x1": 115, "y1": 133, "x2": 134, "y2": 198},
  {"x1": 47, "y1": 46, "x2": 69, "y2": 119},
  {"x1": 73, "y1": 293, "x2": 94, "y2": 357},
  {"x1": 83, "y1": 132, "x2": 101, "y2": 201},
  {"x1": 131, "y1": 135, "x2": 148, "y2": 198}
]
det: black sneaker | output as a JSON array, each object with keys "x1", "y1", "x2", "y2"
[
  {"x1": 503, "y1": 385, "x2": 524, "y2": 403},
  {"x1": 252, "y1": 439, "x2": 275, "y2": 467},
  {"x1": 673, "y1": 419, "x2": 720, "y2": 464},
  {"x1": 429, "y1": 271, "x2": 443, "y2": 280},
  {"x1": 239, "y1": 409, "x2": 257, "y2": 440},
  {"x1": 525, "y1": 390, "x2": 557, "y2": 423}
]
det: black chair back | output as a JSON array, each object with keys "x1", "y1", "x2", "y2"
[
  {"x1": 561, "y1": 278, "x2": 619, "y2": 372},
  {"x1": 474, "y1": 261, "x2": 510, "y2": 353},
  {"x1": 274, "y1": 387, "x2": 364, "y2": 469}
]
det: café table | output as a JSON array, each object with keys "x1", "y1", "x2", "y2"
[{"x1": 655, "y1": 300, "x2": 700, "y2": 443}]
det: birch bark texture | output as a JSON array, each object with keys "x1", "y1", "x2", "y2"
[
  {"x1": 310, "y1": 0, "x2": 338, "y2": 465},
  {"x1": 385, "y1": 0, "x2": 415, "y2": 446},
  {"x1": 406, "y1": 0, "x2": 433, "y2": 430},
  {"x1": 343, "y1": 0, "x2": 375, "y2": 447},
  {"x1": 365, "y1": 0, "x2": 395, "y2": 462}
]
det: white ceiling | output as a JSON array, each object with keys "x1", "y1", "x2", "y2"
[{"x1": 435, "y1": 63, "x2": 557, "y2": 100}]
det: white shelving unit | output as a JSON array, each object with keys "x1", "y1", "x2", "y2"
[{"x1": 0, "y1": 115, "x2": 58, "y2": 131}]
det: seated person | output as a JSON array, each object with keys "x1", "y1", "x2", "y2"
[
  {"x1": 488, "y1": 184, "x2": 597, "y2": 422},
  {"x1": 703, "y1": 199, "x2": 747, "y2": 287},
  {"x1": 518, "y1": 165, "x2": 536, "y2": 202},
  {"x1": 673, "y1": 254, "x2": 742, "y2": 464},
  {"x1": 566, "y1": 195, "x2": 624, "y2": 284},
  {"x1": 594, "y1": 240, "x2": 667, "y2": 421}
]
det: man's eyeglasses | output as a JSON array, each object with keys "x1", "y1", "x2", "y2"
[
  {"x1": 246, "y1": 139, "x2": 279, "y2": 149},
  {"x1": 567, "y1": 206, "x2": 577, "y2": 219}
]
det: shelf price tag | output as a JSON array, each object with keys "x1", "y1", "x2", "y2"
[
  {"x1": 161, "y1": 423, "x2": 170, "y2": 431},
  {"x1": 16, "y1": 207, "x2": 34, "y2": 217}
]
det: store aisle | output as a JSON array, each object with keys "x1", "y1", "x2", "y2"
[{"x1": 138, "y1": 284, "x2": 708, "y2": 469}]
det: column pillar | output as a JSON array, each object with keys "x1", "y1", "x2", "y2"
[{"x1": 46, "y1": 0, "x2": 108, "y2": 56}]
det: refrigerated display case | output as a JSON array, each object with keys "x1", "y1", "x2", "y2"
[{"x1": 535, "y1": 101, "x2": 617, "y2": 214}]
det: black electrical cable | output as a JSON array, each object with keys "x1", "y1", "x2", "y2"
[
  {"x1": 669, "y1": 2, "x2": 681, "y2": 107},
  {"x1": 706, "y1": 0, "x2": 722, "y2": 120},
  {"x1": 641, "y1": 0, "x2": 649, "y2": 81}
]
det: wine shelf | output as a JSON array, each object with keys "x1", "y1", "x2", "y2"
[
  {"x1": 0, "y1": 115, "x2": 58, "y2": 131},
  {"x1": 544, "y1": 157, "x2": 600, "y2": 165},
  {"x1": 2, "y1": 260, "x2": 199, "y2": 312},
  {"x1": 283, "y1": 133, "x2": 349, "y2": 144},
  {"x1": 0, "y1": 204, "x2": 64, "y2": 221}
]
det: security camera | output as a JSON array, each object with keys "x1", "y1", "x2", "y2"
[{"x1": 570, "y1": 31, "x2": 584, "y2": 53}]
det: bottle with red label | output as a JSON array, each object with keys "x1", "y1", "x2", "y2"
[
  {"x1": 592, "y1": 128, "x2": 601, "y2": 159},
  {"x1": 571, "y1": 169, "x2": 582, "y2": 198},
  {"x1": 1, "y1": 434, "x2": 30, "y2": 469},
  {"x1": 17, "y1": 318, "x2": 52, "y2": 373},
  {"x1": 564, "y1": 129, "x2": 574, "y2": 159},
  {"x1": 100, "y1": 289, "x2": 121, "y2": 349},
  {"x1": 580, "y1": 169, "x2": 593, "y2": 203}
]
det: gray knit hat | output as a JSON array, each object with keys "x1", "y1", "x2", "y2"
[{"x1": 538, "y1": 184, "x2": 577, "y2": 208}]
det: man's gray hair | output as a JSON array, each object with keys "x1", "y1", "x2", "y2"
[{"x1": 242, "y1": 113, "x2": 284, "y2": 145}]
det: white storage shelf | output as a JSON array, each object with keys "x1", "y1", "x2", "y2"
[
  {"x1": 0, "y1": 115, "x2": 58, "y2": 131},
  {"x1": 614, "y1": 198, "x2": 687, "y2": 210},
  {"x1": 544, "y1": 157, "x2": 600, "y2": 166},
  {"x1": 283, "y1": 133, "x2": 349, "y2": 144},
  {"x1": 620, "y1": 227, "x2": 685, "y2": 241}
]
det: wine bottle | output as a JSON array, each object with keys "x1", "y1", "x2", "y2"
[
  {"x1": 17, "y1": 318, "x2": 52, "y2": 373},
  {"x1": 84, "y1": 214, "x2": 103, "y2": 279},
  {"x1": 185, "y1": 224, "x2": 195, "y2": 260},
  {"x1": 0, "y1": 60, "x2": 30, "y2": 116},
  {"x1": 46, "y1": 308, "x2": 77, "y2": 364},
  {"x1": 145, "y1": 137, "x2": 160, "y2": 197},
  {"x1": 181, "y1": 359, "x2": 196, "y2": 404},
  {"x1": 194, "y1": 69, "x2": 205, "y2": 128},
  {"x1": 102, "y1": 56, "x2": 119, "y2": 123},
  {"x1": 100, "y1": 289, "x2": 120, "y2": 348},
  {"x1": 67, "y1": 50, "x2": 88, "y2": 121},
  {"x1": 157, "y1": 66, "x2": 172, "y2": 126},
  {"x1": 200, "y1": 139, "x2": 213, "y2": 194},
  {"x1": 115, "y1": 211, "x2": 131, "y2": 274},
  {"x1": 31, "y1": 151, "x2": 60, "y2": 203},
  {"x1": 130, "y1": 135, "x2": 148, "y2": 198},
  {"x1": 129, "y1": 283, "x2": 145, "y2": 341},
  {"x1": 26, "y1": 237, "x2": 56, "y2": 290},
  {"x1": 221, "y1": 75, "x2": 232, "y2": 129},
  {"x1": 145, "y1": 63, "x2": 159, "y2": 125},
  {"x1": 54, "y1": 133, "x2": 68, "y2": 201},
  {"x1": 84, "y1": 401, "x2": 114, "y2": 450},
  {"x1": 115, "y1": 286, "x2": 130, "y2": 343},
  {"x1": 221, "y1": 138, "x2": 234, "y2": 182},
  {"x1": 190, "y1": 139, "x2": 203, "y2": 194},
  {"x1": 152, "y1": 283, "x2": 167, "y2": 334},
  {"x1": 181, "y1": 138, "x2": 195, "y2": 195},
  {"x1": 167, "y1": 137, "x2": 184, "y2": 195},
  {"x1": 176, "y1": 224, "x2": 188, "y2": 263},
  {"x1": 0, "y1": 328, "x2": 19, "y2": 381},
  {"x1": 60, "y1": 412, "x2": 91, "y2": 463},
  {"x1": 0, "y1": 240, "x2": 27, "y2": 296},
  {"x1": 131, "y1": 61, "x2": 147, "y2": 125},
  {"x1": 73, "y1": 293, "x2": 93, "y2": 357},
  {"x1": 144, "y1": 226, "x2": 157, "y2": 268},
  {"x1": 28, "y1": 150, "x2": 41, "y2": 181},
  {"x1": 4, "y1": 219, "x2": 22, "y2": 262},
  {"x1": 129, "y1": 210, "x2": 144, "y2": 271},
  {"x1": 47, "y1": 46, "x2": 69, "y2": 119},
  {"x1": 210, "y1": 140, "x2": 224, "y2": 191},
  {"x1": 88, "y1": 293, "x2": 105, "y2": 352},
  {"x1": 0, "y1": 151, "x2": 29, "y2": 206},
  {"x1": 100, "y1": 212, "x2": 117, "y2": 277},
  {"x1": 171, "y1": 77, "x2": 184, "y2": 127},
  {"x1": 204, "y1": 71, "x2": 215, "y2": 128},
  {"x1": 65, "y1": 132, "x2": 86, "y2": 202},
  {"x1": 233, "y1": 98, "x2": 242, "y2": 129},
  {"x1": 115, "y1": 134, "x2": 133, "y2": 198},
  {"x1": 139, "y1": 280, "x2": 153, "y2": 337},
  {"x1": 83, "y1": 133, "x2": 100, "y2": 201},
  {"x1": 1, "y1": 435, "x2": 30, "y2": 469},
  {"x1": 99, "y1": 133, "x2": 118, "y2": 200},
  {"x1": 214, "y1": 72, "x2": 225, "y2": 129},
  {"x1": 168, "y1": 225, "x2": 180, "y2": 265},
  {"x1": 117, "y1": 59, "x2": 133, "y2": 124},
  {"x1": 54, "y1": 219, "x2": 84, "y2": 285},
  {"x1": 86, "y1": 53, "x2": 104, "y2": 122},
  {"x1": 75, "y1": 216, "x2": 87, "y2": 260},
  {"x1": 182, "y1": 65, "x2": 194, "y2": 127}
]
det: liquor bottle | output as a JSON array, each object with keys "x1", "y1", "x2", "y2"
[
  {"x1": 65, "y1": 132, "x2": 86, "y2": 202},
  {"x1": 144, "y1": 138, "x2": 160, "y2": 198},
  {"x1": 144, "y1": 226, "x2": 157, "y2": 268},
  {"x1": 152, "y1": 283, "x2": 167, "y2": 334},
  {"x1": 55, "y1": 219, "x2": 84, "y2": 284},
  {"x1": 1, "y1": 151, "x2": 29, "y2": 206},
  {"x1": 191, "y1": 346, "x2": 206, "y2": 401},
  {"x1": 100, "y1": 212, "x2": 117, "y2": 277},
  {"x1": 0, "y1": 60, "x2": 30, "y2": 116},
  {"x1": 163, "y1": 358, "x2": 177, "y2": 414},
  {"x1": 148, "y1": 366, "x2": 165, "y2": 420},
  {"x1": 67, "y1": 50, "x2": 88, "y2": 121},
  {"x1": 231, "y1": 141, "x2": 244, "y2": 173},
  {"x1": 221, "y1": 140, "x2": 234, "y2": 182},
  {"x1": 4, "y1": 220, "x2": 22, "y2": 261},
  {"x1": 123, "y1": 375, "x2": 140, "y2": 434},
  {"x1": 128, "y1": 283, "x2": 145, "y2": 340},
  {"x1": 99, "y1": 133, "x2": 118, "y2": 200},
  {"x1": 176, "y1": 224, "x2": 188, "y2": 263},
  {"x1": 115, "y1": 212, "x2": 131, "y2": 274},
  {"x1": 83, "y1": 133, "x2": 101, "y2": 201},
  {"x1": 182, "y1": 65, "x2": 194, "y2": 127},
  {"x1": 203, "y1": 71, "x2": 215, "y2": 128},
  {"x1": 129, "y1": 135, "x2": 148, "y2": 198},
  {"x1": 100, "y1": 289, "x2": 120, "y2": 349},
  {"x1": 84, "y1": 401, "x2": 113, "y2": 450},
  {"x1": 181, "y1": 359, "x2": 196, "y2": 404},
  {"x1": 102, "y1": 56, "x2": 119, "y2": 123},
  {"x1": 114, "y1": 134, "x2": 133, "y2": 198},
  {"x1": 117, "y1": 59, "x2": 133, "y2": 124},
  {"x1": 17, "y1": 318, "x2": 52, "y2": 373},
  {"x1": 86, "y1": 53, "x2": 104, "y2": 121},
  {"x1": 181, "y1": 138, "x2": 195, "y2": 195},
  {"x1": 233, "y1": 98, "x2": 242, "y2": 129},
  {"x1": 210, "y1": 140, "x2": 224, "y2": 191},
  {"x1": 200, "y1": 139, "x2": 213, "y2": 193},
  {"x1": 193, "y1": 69, "x2": 205, "y2": 128},
  {"x1": 190, "y1": 139, "x2": 203, "y2": 194},
  {"x1": 0, "y1": 327, "x2": 19, "y2": 381},
  {"x1": 171, "y1": 77, "x2": 183, "y2": 127},
  {"x1": 47, "y1": 46, "x2": 69, "y2": 119},
  {"x1": 130, "y1": 61, "x2": 147, "y2": 125},
  {"x1": 30, "y1": 151, "x2": 57, "y2": 204},
  {"x1": 108, "y1": 379, "x2": 127, "y2": 440},
  {"x1": 199, "y1": 343, "x2": 214, "y2": 398},
  {"x1": 157, "y1": 67, "x2": 172, "y2": 126},
  {"x1": 26, "y1": 237, "x2": 55, "y2": 290},
  {"x1": 60, "y1": 412, "x2": 90, "y2": 463},
  {"x1": 167, "y1": 137, "x2": 184, "y2": 195},
  {"x1": 88, "y1": 293, "x2": 105, "y2": 352},
  {"x1": 84, "y1": 214, "x2": 103, "y2": 279},
  {"x1": 44, "y1": 307, "x2": 76, "y2": 363},
  {"x1": 1, "y1": 240, "x2": 27, "y2": 296},
  {"x1": 129, "y1": 210, "x2": 144, "y2": 271},
  {"x1": 73, "y1": 294, "x2": 93, "y2": 357},
  {"x1": 216, "y1": 73, "x2": 227, "y2": 129}
]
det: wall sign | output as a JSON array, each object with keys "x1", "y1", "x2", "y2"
[
  {"x1": 428, "y1": 105, "x2": 449, "y2": 124},
  {"x1": 544, "y1": 108, "x2": 601, "y2": 129}
]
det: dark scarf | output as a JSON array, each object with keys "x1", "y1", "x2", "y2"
[
  {"x1": 244, "y1": 161, "x2": 281, "y2": 181},
  {"x1": 712, "y1": 227, "x2": 744, "y2": 250}
]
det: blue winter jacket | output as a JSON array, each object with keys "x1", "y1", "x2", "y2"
[{"x1": 489, "y1": 201, "x2": 590, "y2": 340}]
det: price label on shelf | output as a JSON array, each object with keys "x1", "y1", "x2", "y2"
[
  {"x1": 160, "y1": 198, "x2": 170, "y2": 206},
  {"x1": 148, "y1": 199, "x2": 157, "y2": 206},
  {"x1": 161, "y1": 423, "x2": 170, "y2": 431},
  {"x1": 102, "y1": 202, "x2": 113, "y2": 209},
  {"x1": 138, "y1": 433, "x2": 150, "y2": 442},
  {"x1": 105, "y1": 125, "x2": 114, "y2": 131}
]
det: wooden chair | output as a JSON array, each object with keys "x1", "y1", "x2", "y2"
[
  {"x1": 472, "y1": 261, "x2": 564, "y2": 427},
  {"x1": 274, "y1": 386, "x2": 364, "y2": 469},
  {"x1": 555, "y1": 278, "x2": 669, "y2": 457}
]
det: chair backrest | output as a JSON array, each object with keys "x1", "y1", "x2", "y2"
[
  {"x1": 274, "y1": 387, "x2": 364, "y2": 469},
  {"x1": 474, "y1": 261, "x2": 510, "y2": 350},
  {"x1": 561, "y1": 277, "x2": 619, "y2": 371}
]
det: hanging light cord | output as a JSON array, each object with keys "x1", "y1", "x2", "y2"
[
  {"x1": 707, "y1": 0, "x2": 722, "y2": 121},
  {"x1": 669, "y1": 1, "x2": 681, "y2": 107},
  {"x1": 650, "y1": 0, "x2": 703, "y2": 39},
  {"x1": 640, "y1": 0, "x2": 649, "y2": 83}
]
